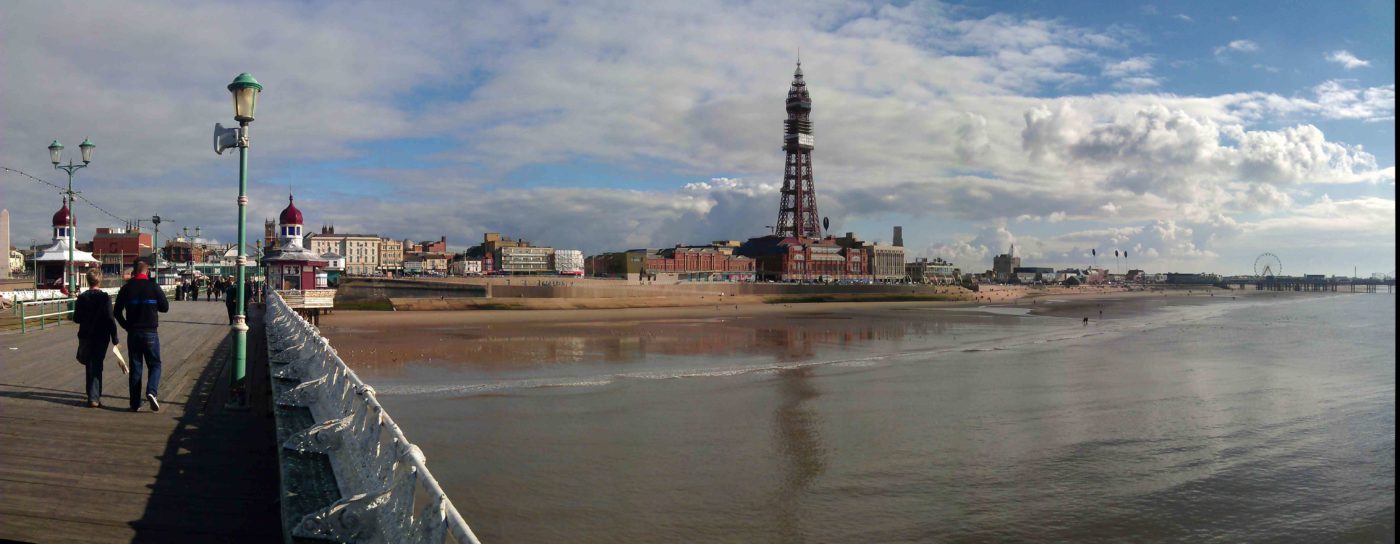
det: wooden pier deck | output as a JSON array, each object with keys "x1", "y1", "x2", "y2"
[{"x1": 0, "y1": 300, "x2": 279, "y2": 543}]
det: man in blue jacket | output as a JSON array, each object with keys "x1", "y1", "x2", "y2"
[{"x1": 114, "y1": 261, "x2": 170, "y2": 412}]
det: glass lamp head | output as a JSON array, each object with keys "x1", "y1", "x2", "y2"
[
  {"x1": 79, "y1": 138, "x2": 95, "y2": 164},
  {"x1": 227, "y1": 73, "x2": 264, "y2": 123},
  {"x1": 48, "y1": 140, "x2": 63, "y2": 165}
]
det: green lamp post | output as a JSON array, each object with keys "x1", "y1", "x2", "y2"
[
  {"x1": 49, "y1": 138, "x2": 94, "y2": 296},
  {"x1": 223, "y1": 72, "x2": 262, "y2": 408}
]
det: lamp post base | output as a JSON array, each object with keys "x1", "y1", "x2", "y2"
[{"x1": 226, "y1": 315, "x2": 250, "y2": 410}]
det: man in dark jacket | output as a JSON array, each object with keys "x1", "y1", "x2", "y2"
[
  {"x1": 114, "y1": 261, "x2": 170, "y2": 412},
  {"x1": 73, "y1": 269, "x2": 119, "y2": 408},
  {"x1": 224, "y1": 275, "x2": 240, "y2": 325}
]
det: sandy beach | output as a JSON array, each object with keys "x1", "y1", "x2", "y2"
[{"x1": 317, "y1": 286, "x2": 1282, "y2": 374}]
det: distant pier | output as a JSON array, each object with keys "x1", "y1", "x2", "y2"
[{"x1": 1225, "y1": 277, "x2": 1395, "y2": 293}]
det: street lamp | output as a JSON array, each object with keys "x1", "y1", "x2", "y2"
[
  {"x1": 49, "y1": 138, "x2": 94, "y2": 296},
  {"x1": 218, "y1": 72, "x2": 262, "y2": 409},
  {"x1": 30, "y1": 239, "x2": 38, "y2": 291},
  {"x1": 151, "y1": 215, "x2": 162, "y2": 282}
]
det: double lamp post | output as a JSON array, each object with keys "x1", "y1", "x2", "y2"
[{"x1": 47, "y1": 138, "x2": 95, "y2": 296}]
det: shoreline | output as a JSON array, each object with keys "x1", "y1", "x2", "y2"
[
  {"x1": 316, "y1": 289, "x2": 1336, "y2": 374},
  {"x1": 324, "y1": 284, "x2": 1251, "y2": 328}
]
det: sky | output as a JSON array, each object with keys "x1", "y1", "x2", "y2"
[{"x1": 0, "y1": 0, "x2": 1393, "y2": 276}]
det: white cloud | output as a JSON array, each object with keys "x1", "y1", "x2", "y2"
[
  {"x1": 1326, "y1": 50, "x2": 1371, "y2": 69},
  {"x1": 1214, "y1": 39, "x2": 1260, "y2": 59},
  {"x1": 1103, "y1": 56, "x2": 1154, "y2": 78},
  {"x1": 1115, "y1": 76, "x2": 1162, "y2": 90},
  {"x1": 1244, "y1": 195, "x2": 1396, "y2": 241},
  {"x1": 1174, "y1": 14, "x2": 1194, "y2": 22},
  {"x1": 0, "y1": 0, "x2": 1390, "y2": 275},
  {"x1": 1227, "y1": 39, "x2": 1260, "y2": 52},
  {"x1": 1312, "y1": 80, "x2": 1395, "y2": 121}
]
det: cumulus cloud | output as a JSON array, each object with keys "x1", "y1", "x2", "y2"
[
  {"x1": 1326, "y1": 50, "x2": 1371, "y2": 69},
  {"x1": 1052, "y1": 219, "x2": 1219, "y2": 264},
  {"x1": 925, "y1": 224, "x2": 1023, "y2": 270},
  {"x1": 954, "y1": 112, "x2": 992, "y2": 163},
  {"x1": 0, "y1": 0, "x2": 1390, "y2": 276},
  {"x1": 1021, "y1": 101, "x2": 1382, "y2": 200},
  {"x1": 1312, "y1": 80, "x2": 1395, "y2": 121}
]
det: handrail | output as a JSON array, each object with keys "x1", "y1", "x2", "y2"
[
  {"x1": 15, "y1": 297, "x2": 74, "y2": 333},
  {"x1": 264, "y1": 291, "x2": 481, "y2": 543}
]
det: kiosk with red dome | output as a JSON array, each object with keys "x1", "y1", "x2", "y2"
[
  {"x1": 31, "y1": 201, "x2": 100, "y2": 291},
  {"x1": 260, "y1": 195, "x2": 334, "y2": 314}
]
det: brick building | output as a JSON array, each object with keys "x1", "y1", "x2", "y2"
[
  {"x1": 644, "y1": 245, "x2": 755, "y2": 282},
  {"x1": 91, "y1": 227, "x2": 152, "y2": 274},
  {"x1": 736, "y1": 235, "x2": 866, "y2": 282}
]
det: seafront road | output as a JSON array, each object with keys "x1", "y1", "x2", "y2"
[{"x1": 0, "y1": 300, "x2": 279, "y2": 542}]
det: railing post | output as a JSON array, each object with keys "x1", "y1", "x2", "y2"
[{"x1": 19, "y1": 301, "x2": 25, "y2": 333}]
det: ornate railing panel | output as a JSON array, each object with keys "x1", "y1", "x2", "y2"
[{"x1": 265, "y1": 291, "x2": 481, "y2": 544}]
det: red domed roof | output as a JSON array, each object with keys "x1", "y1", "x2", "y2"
[
  {"x1": 52, "y1": 203, "x2": 72, "y2": 227},
  {"x1": 279, "y1": 194, "x2": 303, "y2": 225}
]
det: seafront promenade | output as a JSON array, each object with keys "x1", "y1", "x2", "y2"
[{"x1": 0, "y1": 301, "x2": 279, "y2": 542}]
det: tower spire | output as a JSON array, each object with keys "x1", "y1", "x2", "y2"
[{"x1": 775, "y1": 59, "x2": 820, "y2": 239}]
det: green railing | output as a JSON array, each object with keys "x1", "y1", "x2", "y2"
[{"x1": 18, "y1": 298, "x2": 75, "y2": 333}]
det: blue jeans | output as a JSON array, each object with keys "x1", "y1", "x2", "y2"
[{"x1": 128, "y1": 331, "x2": 162, "y2": 409}]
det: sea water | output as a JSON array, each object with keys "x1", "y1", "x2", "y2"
[{"x1": 354, "y1": 294, "x2": 1395, "y2": 543}]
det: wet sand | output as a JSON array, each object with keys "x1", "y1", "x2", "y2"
[{"x1": 318, "y1": 287, "x2": 1271, "y2": 375}]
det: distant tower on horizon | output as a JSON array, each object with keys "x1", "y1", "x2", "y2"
[
  {"x1": 264, "y1": 219, "x2": 279, "y2": 252},
  {"x1": 0, "y1": 209, "x2": 10, "y2": 279},
  {"x1": 774, "y1": 61, "x2": 822, "y2": 239},
  {"x1": 893, "y1": 226, "x2": 903, "y2": 247}
]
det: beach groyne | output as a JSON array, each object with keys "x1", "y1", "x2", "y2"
[{"x1": 264, "y1": 291, "x2": 481, "y2": 543}]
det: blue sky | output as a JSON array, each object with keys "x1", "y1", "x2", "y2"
[{"x1": 1, "y1": 0, "x2": 1393, "y2": 276}]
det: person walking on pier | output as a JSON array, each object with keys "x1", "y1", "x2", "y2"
[
  {"x1": 224, "y1": 276, "x2": 240, "y2": 325},
  {"x1": 73, "y1": 269, "x2": 119, "y2": 408},
  {"x1": 114, "y1": 261, "x2": 169, "y2": 412}
]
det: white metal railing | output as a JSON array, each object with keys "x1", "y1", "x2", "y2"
[
  {"x1": 3, "y1": 288, "x2": 115, "y2": 306},
  {"x1": 264, "y1": 291, "x2": 481, "y2": 544},
  {"x1": 6, "y1": 286, "x2": 176, "y2": 332}
]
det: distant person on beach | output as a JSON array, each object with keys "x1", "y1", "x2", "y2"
[
  {"x1": 1083, "y1": 317, "x2": 1089, "y2": 326},
  {"x1": 72, "y1": 269, "x2": 119, "y2": 408},
  {"x1": 114, "y1": 261, "x2": 169, "y2": 413}
]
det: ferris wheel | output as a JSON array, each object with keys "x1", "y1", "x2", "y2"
[{"x1": 1254, "y1": 253, "x2": 1282, "y2": 277}]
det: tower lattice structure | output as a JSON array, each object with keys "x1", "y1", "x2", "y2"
[{"x1": 775, "y1": 62, "x2": 822, "y2": 239}]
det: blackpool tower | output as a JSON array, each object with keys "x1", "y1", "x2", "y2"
[{"x1": 774, "y1": 61, "x2": 822, "y2": 239}]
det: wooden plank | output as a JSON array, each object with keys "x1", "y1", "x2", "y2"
[{"x1": 0, "y1": 300, "x2": 280, "y2": 542}]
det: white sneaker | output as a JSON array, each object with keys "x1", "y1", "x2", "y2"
[{"x1": 146, "y1": 393, "x2": 161, "y2": 413}]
